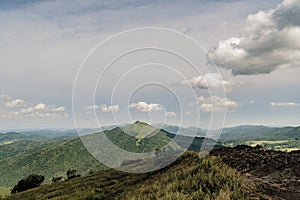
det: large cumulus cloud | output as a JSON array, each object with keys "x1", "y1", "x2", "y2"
[{"x1": 208, "y1": 0, "x2": 300, "y2": 75}]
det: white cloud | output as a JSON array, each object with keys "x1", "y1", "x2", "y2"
[
  {"x1": 198, "y1": 96, "x2": 239, "y2": 112},
  {"x1": 270, "y1": 101, "x2": 299, "y2": 107},
  {"x1": 50, "y1": 106, "x2": 66, "y2": 112},
  {"x1": 17, "y1": 112, "x2": 60, "y2": 117},
  {"x1": 0, "y1": 94, "x2": 12, "y2": 102},
  {"x1": 249, "y1": 99, "x2": 256, "y2": 104},
  {"x1": 86, "y1": 105, "x2": 100, "y2": 110},
  {"x1": 4, "y1": 99, "x2": 27, "y2": 108},
  {"x1": 99, "y1": 104, "x2": 120, "y2": 113},
  {"x1": 34, "y1": 103, "x2": 46, "y2": 110},
  {"x1": 182, "y1": 73, "x2": 244, "y2": 93},
  {"x1": 165, "y1": 112, "x2": 177, "y2": 117},
  {"x1": 208, "y1": 0, "x2": 300, "y2": 75},
  {"x1": 86, "y1": 104, "x2": 119, "y2": 112},
  {"x1": 128, "y1": 102, "x2": 162, "y2": 112},
  {"x1": 19, "y1": 104, "x2": 66, "y2": 116},
  {"x1": 0, "y1": 94, "x2": 27, "y2": 108},
  {"x1": 182, "y1": 73, "x2": 232, "y2": 90},
  {"x1": 19, "y1": 107, "x2": 34, "y2": 114},
  {"x1": 0, "y1": 93, "x2": 67, "y2": 118}
]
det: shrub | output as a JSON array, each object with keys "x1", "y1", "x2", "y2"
[
  {"x1": 11, "y1": 174, "x2": 45, "y2": 194},
  {"x1": 67, "y1": 169, "x2": 80, "y2": 180}
]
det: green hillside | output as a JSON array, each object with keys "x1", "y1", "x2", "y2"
[
  {"x1": 0, "y1": 140, "x2": 44, "y2": 160},
  {"x1": 284, "y1": 127, "x2": 300, "y2": 139},
  {"x1": 2, "y1": 123, "x2": 297, "y2": 199},
  {"x1": 219, "y1": 125, "x2": 300, "y2": 143},
  {"x1": 218, "y1": 125, "x2": 300, "y2": 151},
  {"x1": 0, "y1": 138, "x2": 104, "y2": 187},
  {"x1": 2, "y1": 152, "x2": 263, "y2": 200},
  {"x1": 0, "y1": 132, "x2": 48, "y2": 145},
  {"x1": 0, "y1": 122, "x2": 194, "y2": 188},
  {"x1": 153, "y1": 124, "x2": 206, "y2": 137},
  {"x1": 166, "y1": 132, "x2": 221, "y2": 151},
  {"x1": 104, "y1": 121, "x2": 181, "y2": 153},
  {"x1": 3, "y1": 123, "x2": 298, "y2": 189},
  {"x1": 78, "y1": 122, "x2": 183, "y2": 169}
]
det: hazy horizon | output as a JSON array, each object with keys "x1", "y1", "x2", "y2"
[{"x1": 1, "y1": 121, "x2": 299, "y2": 133}]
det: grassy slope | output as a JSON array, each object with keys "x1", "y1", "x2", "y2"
[
  {"x1": 3, "y1": 152, "x2": 264, "y2": 200},
  {"x1": 0, "y1": 187, "x2": 9, "y2": 198}
]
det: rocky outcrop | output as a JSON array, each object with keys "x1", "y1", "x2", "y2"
[{"x1": 210, "y1": 145, "x2": 300, "y2": 199}]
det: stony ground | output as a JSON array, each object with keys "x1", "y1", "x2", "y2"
[{"x1": 210, "y1": 145, "x2": 300, "y2": 199}]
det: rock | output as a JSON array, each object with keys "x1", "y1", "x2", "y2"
[{"x1": 210, "y1": 145, "x2": 300, "y2": 199}]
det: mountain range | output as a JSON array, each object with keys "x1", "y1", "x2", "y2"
[
  {"x1": 0, "y1": 121, "x2": 218, "y2": 188},
  {"x1": 0, "y1": 122, "x2": 299, "y2": 192}
]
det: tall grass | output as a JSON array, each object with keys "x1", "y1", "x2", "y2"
[{"x1": 3, "y1": 152, "x2": 262, "y2": 200}]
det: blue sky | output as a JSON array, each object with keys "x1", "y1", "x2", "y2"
[{"x1": 1, "y1": 0, "x2": 299, "y2": 129}]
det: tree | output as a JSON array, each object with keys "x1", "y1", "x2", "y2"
[
  {"x1": 11, "y1": 174, "x2": 45, "y2": 194},
  {"x1": 67, "y1": 169, "x2": 80, "y2": 180}
]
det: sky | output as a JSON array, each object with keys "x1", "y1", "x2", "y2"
[{"x1": 1, "y1": 0, "x2": 299, "y2": 129}]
